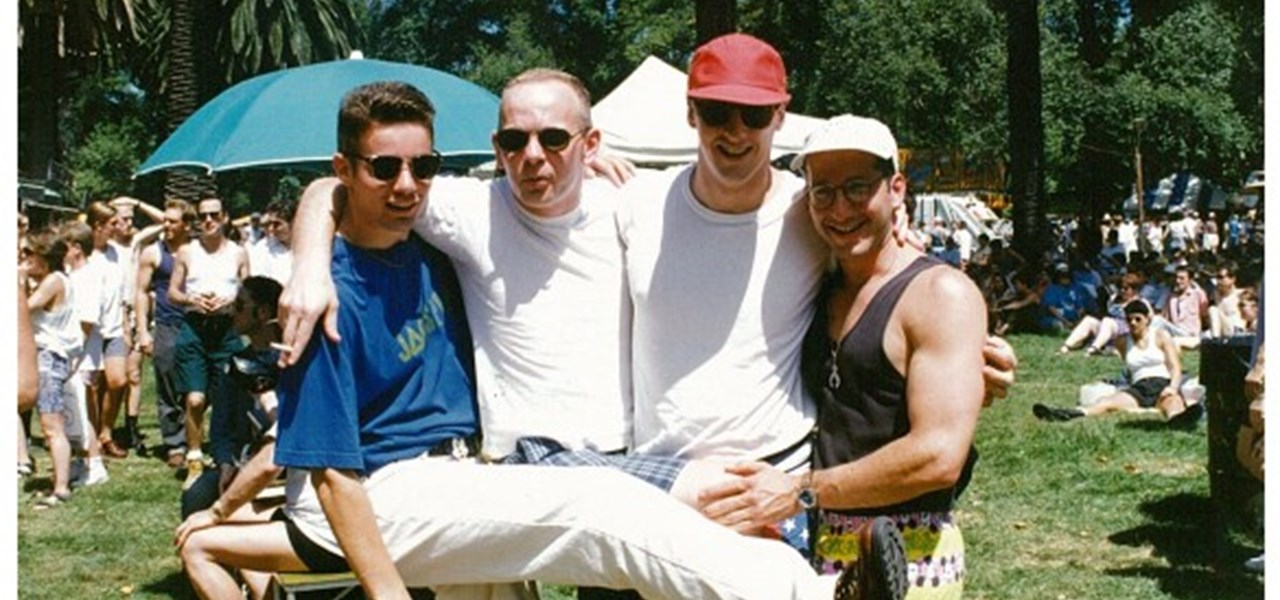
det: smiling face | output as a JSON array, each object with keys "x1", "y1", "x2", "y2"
[
  {"x1": 688, "y1": 99, "x2": 782, "y2": 195},
  {"x1": 333, "y1": 121, "x2": 434, "y2": 249},
  {"x1": 804, "y1": 150, "x2": 904, "y2": 260},
  {"x1": 162, "y1": 207, "x2": 189, "y2": 243},
  {"x1": 494, "y1": 78, "x2": 598, "y2": 219}
]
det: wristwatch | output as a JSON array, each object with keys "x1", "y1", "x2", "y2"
[{"x1": 797, "y1": 471, "x2": 818, "y2": 510}]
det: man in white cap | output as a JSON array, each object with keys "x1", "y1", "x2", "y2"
[{"x1": 700, "y1": 114, "x2": 986, "y2": 598}]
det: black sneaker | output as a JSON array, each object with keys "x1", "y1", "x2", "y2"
[
  {"x1": 1033, "y1": 403, "x2": 1084, "y2": 422},
  {"x1": 834, "y1": 516, "x2": 907, "y2": 600},
  {"x1": 1167, "y1": 401, "x2": 1204, "y2": 430}
]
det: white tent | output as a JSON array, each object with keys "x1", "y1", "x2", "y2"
[{"x1": 591, "y1": 56, "x2": 826, "y2": 167}]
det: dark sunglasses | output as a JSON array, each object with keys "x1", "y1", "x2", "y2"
[
  {"x1": 693, "y1": 100, "x2": 777, "y2": 129},
  {"x1": 350, "y1": 152, "x2": 443, "y2": 181},
  {"x1": 495, "y1": 128, "x2": 585, "y2": 153},
  {"x1": 199, "y1": 211, "x2": 222, "y2": 221}
]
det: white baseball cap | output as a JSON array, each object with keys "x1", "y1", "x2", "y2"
[{"x1": 791, "y1": 114, "x2": 899, "y2": 174}]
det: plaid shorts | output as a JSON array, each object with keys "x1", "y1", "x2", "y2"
[
  {"x1": 36, "y1": 349, "x2": 72, "y2": 415},
  {"x1": 501, "y1": 436, "x2": 687, "y2": 492}
]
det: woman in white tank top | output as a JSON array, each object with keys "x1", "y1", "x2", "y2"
[{"x1": 1034, "y1": 299, "x2": 1202, "y2": 428}]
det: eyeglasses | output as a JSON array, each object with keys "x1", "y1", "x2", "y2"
[
  {"x1": 263, "y1": 219, "x2": 287, "y2": 230},
  {"x1": 692, "y1": 100, "x2": 777, "y2": 129},
  {"x1": 199, "y1": 211, "x2": 222, "y2": 221},
  {"x1": 349, "y1": 152, "x2": 443, "y2": 182},
  {"x1": 808, "y1": 178, "x2": 886, "y2": 210},
  {"x1": 495, "y1": 128, "x2": 585, "y2": 153}
]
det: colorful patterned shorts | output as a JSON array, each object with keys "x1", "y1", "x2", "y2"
[{"x1": 815, "y1": 511, "x2": 965, "y2": 600}]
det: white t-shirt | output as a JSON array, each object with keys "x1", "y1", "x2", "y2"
[
  {"x1": 617, "y1": 166, "x2": 826, "y2": 462},
  {"x1": 32, "y1": 271, "x2": 84, "y2": 359},
  {"x1": 69, "y1": 264, "x2": 104, "y2": 371},
  {"x1": 249, "y1": 237, "x2": 293, "y2": 285},
  {"x1": 416, "y1": 176, "x2": 632, "y2": 458},
  {"x1": 86, "y1": 245, "x2": 126, "y2": 339}
]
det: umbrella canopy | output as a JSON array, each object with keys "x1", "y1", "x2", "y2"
[{"x1": 136, "y1": 57, "x2": 500, "y2": 177}]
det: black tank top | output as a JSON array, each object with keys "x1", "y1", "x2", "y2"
[{"x1": 804, "y1": 255, "x2": 976, "y2": 516}]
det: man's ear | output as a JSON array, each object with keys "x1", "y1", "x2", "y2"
[
  {"x1": 582, "y1": 128, "x2": 602, "y2": 163},
  {"x1": 332, "y1": 152, "x2": 353, "y2": 183},
  {"x1": 687, "y1": 101, "x2": 697, "y2": 129}
]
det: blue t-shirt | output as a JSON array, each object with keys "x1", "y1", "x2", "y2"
[
  {"x1": 1039, "y1": 282, "x2": 1085, "y2": 328},
  {"x1": 275, "y1": 236, "x2": 477, "y2": 476}
]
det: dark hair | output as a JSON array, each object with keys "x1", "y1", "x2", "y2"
[
  {"x1": 263, "y1": 197, "x2": 297, "y2": 223},
  {"x1": 338, "y1": 81, "x2": 436, "y2": 158},
  {"x1": 26, "y1": 228, "x2": 68, "y2": 270},
  {"x1": 240, "y1": 276, "x2": 283, "y2": 315},
  {"x1": 1123, "y1": 299, "x2": 1152, "y2": 317}
]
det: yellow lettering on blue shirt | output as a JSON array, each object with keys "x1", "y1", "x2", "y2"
[{"x1": 396, "y1": 293, "x2": 446, "y2": 362}]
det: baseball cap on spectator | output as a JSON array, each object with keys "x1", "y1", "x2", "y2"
[
  {"x1": 791, "y1": 114, "x2": 900, "y2": 173},
  {"x1": 687, "y1": 33, "x2": 790, "y2": 106}
]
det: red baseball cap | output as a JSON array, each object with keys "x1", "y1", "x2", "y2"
[{"x1": 687, "y1": 33, "x2": 791, "y2": 106}]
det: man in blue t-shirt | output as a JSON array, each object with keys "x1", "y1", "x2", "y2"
[{"x1": 176, "y1": 81, "x2": 846, "y2": 600}]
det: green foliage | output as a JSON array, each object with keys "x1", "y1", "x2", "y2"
[{"x1": 67, "y1": 119, "x2": 152, "y2": 201}]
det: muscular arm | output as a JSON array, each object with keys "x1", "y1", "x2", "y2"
[
  {"x1": 313, "y1": 468, "x2": 410, "y2": 600},
  {"x1": 168, "y1": 246, "x2": 195, "y2": 309},
  {"x1": 813, "y1": 269, "x2": 986, "y2": 509},
  {"x1": 1157, "y1": 329, "x2": 1183, "y2": 392},
  {"x1": 278, "y1": 177, "x2": 344, "y2": 364},
  {"x1": 134, "y1": 246, "x2": 158, "y2": 353},
  {"x1": 700, "y1": 269, "x2": 988, "y2": 529}
]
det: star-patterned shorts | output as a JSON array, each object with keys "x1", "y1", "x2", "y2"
[{"x1": 815, "y1": 510, "x2": 964, "y2": 600}]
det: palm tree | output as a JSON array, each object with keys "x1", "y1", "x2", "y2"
[
  {"x1": 131, "y1": 0, "x2": 361, "y2": 200},
  {"x1": 18, "y1": 0, "x2": 137, "y2": 182}
]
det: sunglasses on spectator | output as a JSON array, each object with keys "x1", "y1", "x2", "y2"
[
  {"x1": 693, "y1": 100, "x2": 777, "y2": 129},
  {"x1": 349, "y1": 152, "x2": 443, "y2": 182},
  {"x1": 199, "y1": 211, "x2": 222, "y2": 221},
  {"x1": 495, "y1": 128, "x2": 585, "y2": 153},
  {"x1": 808, "y1": 178, "x2": 886, "y2": 210}
]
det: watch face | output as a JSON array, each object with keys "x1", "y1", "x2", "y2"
[{"x1": 798, "y1": 488, "x2": 817, "y2": 509}]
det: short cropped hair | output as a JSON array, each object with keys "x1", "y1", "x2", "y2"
[
  {"x1": 165, "y1": 198, "x2": 197, "y2": 226},
  {"x1": 86, "y1": 201, "x2": 117, "y2": 227},
  {"x1": 337, "y1": 81, "x2": 436, "y2": 158},
  {"x1": 1123, "y1": 299, "x2": 1153, "y2": 317},
  {"x1": 263, "y1": 197, "x2": 297, "y2": 224},
  {"x1": 240, "y1": 275, "x2": 284, "y2": 315},
  {"x1": 501, "y1": 68, "x2": 593, "y2": 130}
]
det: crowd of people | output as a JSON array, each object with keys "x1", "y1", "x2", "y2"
[
  {"x1": 19, "y1": 33, "x2": 1044, "y2": 600},
  {"x1": 18, "y1": 192, "x2": 297, "y2": 505},
  {"x1": 899, "y1": 192, "x2": 1264, "y2": 428}
]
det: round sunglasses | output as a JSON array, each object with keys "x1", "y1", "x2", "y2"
[
  {"x1": 349, "y1": 152, "x2": 443, "y2": 182},
  {"x1": 495, "y1": 128, "x2": 585, "y2": 153}
]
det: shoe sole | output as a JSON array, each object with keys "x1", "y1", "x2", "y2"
[{"x1": 863, "y1": 517, "x2": 908, "y2": 600}]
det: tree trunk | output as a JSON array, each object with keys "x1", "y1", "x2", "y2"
[
  {"x1": 1006, "y1": 0, "x2": 1048, "y2": 262},
  {"x1": 695, "y1": 0, "x2": 736, "y2": 45},
  {"x1": 20, "y1": 12, "x2": 60, "y2": 183},
  {"x1": 1073, "y1": 0, "x2": 1106, "y2": 259},
  {"x1": 164, "y1": 0, "x2": 217, "y2": 201}
]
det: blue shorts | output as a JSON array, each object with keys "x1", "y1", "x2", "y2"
[{"x1": 36, "y1": 349, "x2": 71, "y2": 415}]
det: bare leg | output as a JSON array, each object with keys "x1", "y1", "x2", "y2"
[
  {"x1": 39, "y1": 412, "x2": 72, "y2": 497},
  {"x1": 1062, "y1": 316, "x2": 1100, "y2": 351},
  {"x1": 1082, "y1": 392, "x2": 1142, "y2": 417},
  {"x1": 126, "y1": 348, "x2": 144, "y2": 419},
  {"x1": 18, "y1": 421, "x2": 32, "y2": 474},
  {"x1": 99, "y1": 354, "x2": 128, "y2": 445},
  {"x1": 181, "y1": 522, "x2": 307, "y2": 600},
  {"x1": 186, "y1": 391, "x2": 207, "y2": 454}
]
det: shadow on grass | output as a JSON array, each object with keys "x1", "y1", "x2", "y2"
[
  {"x1": 1114, "y1": 420, "x2": 1206, "y2": 433},
  {"x1": 141, "y1": 570, "x2": 195, "y2": 599},
  {"x1": 1107, "y1": 493, "x2": 1263, "y2": 599}
]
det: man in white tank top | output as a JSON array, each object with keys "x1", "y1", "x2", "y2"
[{"x1": 169, "y1": 198, "x2": 249, "y2": 489}]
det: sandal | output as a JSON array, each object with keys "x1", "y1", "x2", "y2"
[
  {"x1": 33, "y1": 491, "x2": 71, "y2": 510},
  {"x1": 18, "y1": 461, "x2": 34, "y2": 478}
]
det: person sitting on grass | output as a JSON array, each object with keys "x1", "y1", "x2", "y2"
[
  {"x1": 1059, "y1": 272, "x2": 1141, "y2": 355},
  {"x1": 1034, "y1": 299, "x2": 1203, "y2": 428}
]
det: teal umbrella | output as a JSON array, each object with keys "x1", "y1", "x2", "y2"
[{"x1": 136, "y1": 57, "x2": 499, "y2": 176}]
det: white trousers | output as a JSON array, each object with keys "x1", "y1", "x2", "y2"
[{"x1": 287, "y1": 457, "x2": 832, "y2": 600}]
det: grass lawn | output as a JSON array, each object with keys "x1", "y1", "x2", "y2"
[{"x1": 15, "y1": 334, "x2": 1263, "y2": 599}]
